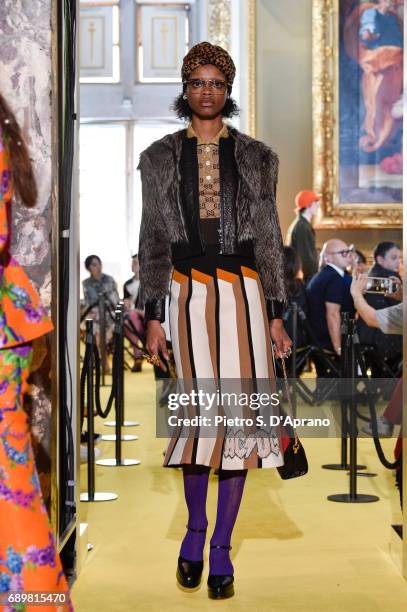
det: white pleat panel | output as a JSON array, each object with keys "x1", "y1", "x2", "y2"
[
  {"x1": 190, "y1": 274, "x2": 221, "y2": 463},
  {"x1": 189, "y1": 276, "x2": 215, "y2": 379},
  {"x1": 218, "y1": 276, "x2": 240, "y2": 379},
  {"x1": 242, "y1": 275, "x2": 270, "y2": 378},
  {"x1": 169, "y1": 277, "x2": 183, "y2": 379}
]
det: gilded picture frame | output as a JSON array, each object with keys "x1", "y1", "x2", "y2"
[{"x1": 312, "y1": 0, "x2": 403, "y2": 228}]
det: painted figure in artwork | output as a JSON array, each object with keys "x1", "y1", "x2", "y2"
[{"x1": 344, "y1": 0, "x2": 403, "y2": 155}]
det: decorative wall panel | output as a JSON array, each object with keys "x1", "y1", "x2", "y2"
[
  {"x1": 0, "y1": 0, "x2": 54, "y2": 507},
  {"x1": 80, "y1": 5, "x2": 120, "y2": 82},
  {"x1": 137, "y1": 3, "x2": 189, "y2": 82}
]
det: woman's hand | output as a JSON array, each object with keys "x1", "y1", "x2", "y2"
[
  {"x1": 270, "y1": 319, "x2": 292, "y2": 359},
  {"x1": 350, "y1": 272, "x2": 368, "y2": 299},
  {"x1": 146, "y1": 320, "x2": 169, "y2": 371}
]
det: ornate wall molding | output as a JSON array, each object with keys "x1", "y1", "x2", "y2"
[{"x1": 207, "y1": 0, "x2": 231, "y2": 50}]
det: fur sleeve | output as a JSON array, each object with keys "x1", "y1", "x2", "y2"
[
  {"x1": 253, "y1": 146, "x2": 287, "y2": 304},
  {"x1": 137, "y1": 151, "x2": 172, "y2": 303}
]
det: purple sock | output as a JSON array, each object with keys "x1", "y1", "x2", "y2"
[
  {"x1": 179, "y1": 465, "x2": 210, "y2": 561},
  {"x1": 209, "y1": 469, "x2": 247, "y2": 576}
]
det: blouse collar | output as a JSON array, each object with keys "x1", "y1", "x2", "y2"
[{"x1": 186, "y1": 123, "x2": 229, "y2": 145}]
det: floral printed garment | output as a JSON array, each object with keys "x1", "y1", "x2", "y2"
[
  {"x1": 0, "y1": 129, "x2": 53, "y2": 349},
  {"x1": 0, "y1": 345, "x2": 72, "y2": 611}
]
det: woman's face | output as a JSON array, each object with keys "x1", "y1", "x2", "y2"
[
  {"x1": 354, "y1": 260, "x2": 367, "y2": 274},
  {"x1": 185, "y1": 64, "x2": 228, "y2": 120},
  {"x1": 89, "y1": 258, "x2": 102, "y2": 278}
]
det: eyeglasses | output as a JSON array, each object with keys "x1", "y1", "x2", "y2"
[
  {"x1": 184, "y1": 78, "x2": 229, "y2": 93},
  {"x1": 327, "y1": 245, "x2": 355, "y2": 257}
]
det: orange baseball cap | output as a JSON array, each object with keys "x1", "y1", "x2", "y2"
[{"x1": 294, "y1": 190, "x2": 320, "y2": 211}]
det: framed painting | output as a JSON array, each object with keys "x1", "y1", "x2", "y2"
[{"x1": 313, "y1": 0, "x2": 403, "y2": 228}]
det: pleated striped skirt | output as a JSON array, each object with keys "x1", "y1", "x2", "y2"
[{"x1": 163, "y1": 252, "x2": 283, "y2": 470}]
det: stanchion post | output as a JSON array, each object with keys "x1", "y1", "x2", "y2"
[
  {"x1": 115, "y1": 308, "x2": 123, "y2": 463},
  {"x1": 97, "y1": 305, "x2": 141, "y2": 467},
  {"x1": 327, "y1": 317, "x2": 379, "y2": 504},
  {"x1": 340, "y1": 313, "x2": 349, "y2": 468},
  {"x1": 322, "y1": 313, "x2": 366, "y2": 471},
  {"x1": 80, "y1": 318, "x2": 118, "y2": 503},
  {"x1": 322, "y1": 313, "x2": 349, "y2": 470},
  {"x1": 348, "y1": 319, "x2": 358, "y2": 499},
  {"x1": 103, "y1": 299, "x2": 141, "y2": 430},
  {"x1": 99, "y1": 294, "x2": 107, "y2": 386},
  {"x1": 119, "y1": 303, "x2": 125, "y2": 427},
  {"x1": 291, "y1": 303, "x2": 298, "y2": 418},
  {"x1": 346, "y1": 326, "x2": 377, "y2": 479},
  {"x1": 86, "y1": 319, "x2": 95, "y2": 501}
]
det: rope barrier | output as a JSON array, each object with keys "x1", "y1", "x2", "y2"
[
  {"x1": 79, "y1": 318, "x2": 118, "y2": 503},
  {"x1": 353, "y1": 341, "x2": 401, "y2": 470},
  {"x1": 80, "y1": 303, "x2": 141, "y2": 470}
]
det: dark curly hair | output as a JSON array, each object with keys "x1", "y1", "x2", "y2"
[{"x1": 172, "y1": 87, "x2": 240, "y2": 120}]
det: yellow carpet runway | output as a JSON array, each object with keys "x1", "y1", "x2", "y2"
[{"x1": 71, "y1": 366, "x2": 407, "y2": 611}]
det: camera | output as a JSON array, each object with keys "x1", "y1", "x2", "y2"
[{"x1": 365, "y1": 277, "x2": 398, "y2": 294}]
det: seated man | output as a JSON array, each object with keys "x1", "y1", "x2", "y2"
[
  {"x1": 306, "y1": 240, "x2": 355, "y2": 376},
  {"x1": 357, "y1": 241, "x2": 402, "y2": 377}
]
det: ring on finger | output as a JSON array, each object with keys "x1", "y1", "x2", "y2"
[{"x1": 142, "y1": 352, "x2": 160, "y2": 367}]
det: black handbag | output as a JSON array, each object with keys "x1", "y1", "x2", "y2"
[{"x1": 276, "y1": 354, "x2": 308, "y2": 480}]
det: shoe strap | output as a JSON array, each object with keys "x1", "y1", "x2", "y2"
[
  {"x1": 186, "y1": 524, "x2": 207, "y2": 533},
  {"x1": 210, "y1": 544, "x2": 232, "y2": 551}
]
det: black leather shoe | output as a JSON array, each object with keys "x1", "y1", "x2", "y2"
[
  {"x1": 207, "y1": 575, "x2": 234, "y2": 599},
  {"x1": 176, "y1": 556, "x2": 203, "y2": 589},
  {"x1": 208, "y1": 544, "x2": 234, "y2": 599},
  {"x1": 176, "y1": 525, "x2": 206, "y2": 590}
]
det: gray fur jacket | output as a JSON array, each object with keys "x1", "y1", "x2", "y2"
[{"x1": 138, "y1": 126, "x2": 287, "y2": 320}]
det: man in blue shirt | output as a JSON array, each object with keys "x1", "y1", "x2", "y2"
[{"x1": 306, "y1": 240, "x2": 355, "y2": 356}]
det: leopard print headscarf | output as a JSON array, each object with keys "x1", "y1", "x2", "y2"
[{"x1": 181, "y1": 41, "x2": 236, "y2": 86}]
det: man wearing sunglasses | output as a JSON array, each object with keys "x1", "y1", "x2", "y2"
[{"x1": 306, "y1": 240, "x2": 355, "y2": 374}]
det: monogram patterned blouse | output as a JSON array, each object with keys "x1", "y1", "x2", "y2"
[
  {"x1": 0, "y1": 128, "x2": 53, "y2": 349},
  {"x1": 186, "y1": 123, "x2": 228, "y2": 219}
]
